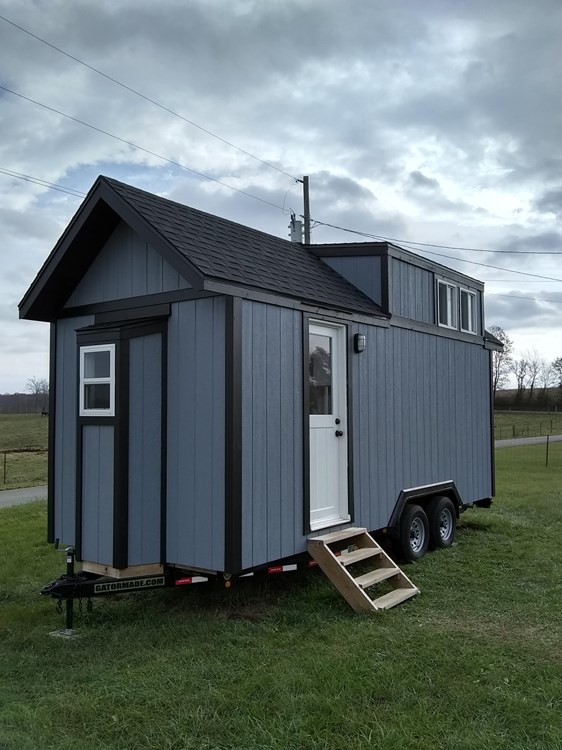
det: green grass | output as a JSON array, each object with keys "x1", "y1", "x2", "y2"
[
  {"x1": 0, "y1": 414, "x2": 49, "y2": 489},
  {"x1": 0, "y1": 450, "x2": 48, "y2": 490},
  {"x1": 494, "y1": 410, "x2": 562, "y2": 439},
  {"x1": 0, "y1": 413, "x2": 49, "y2": 451},
  {"x1": 1, "y1": 452, "x2": 561, "y2": 749}
]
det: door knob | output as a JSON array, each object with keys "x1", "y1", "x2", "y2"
[{"x1": 335, "y1": 430, "x2": 344, "y2": 437}]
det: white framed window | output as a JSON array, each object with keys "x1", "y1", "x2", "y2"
[
  {"x1": 79, "y1": 344, "x2": 115, "y2": 416},
  {"x1": 460, "y1": 289, "x2": 477, "y2": 334},
  {"x1": 437, "y1": 280, "x2": 457, "y2": 329}
]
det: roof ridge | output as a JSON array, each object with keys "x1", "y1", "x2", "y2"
[{"x1": 101, "y1": 175, "x2": 297, "y2": 249}]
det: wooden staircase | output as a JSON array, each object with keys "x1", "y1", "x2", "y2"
[{"x1": 308, "y1": 527, "x2": 419, "y2": 613}]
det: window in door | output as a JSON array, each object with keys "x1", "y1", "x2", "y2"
[{"x1": 309, "y1": 333, "x2": 333, "y2": 415}]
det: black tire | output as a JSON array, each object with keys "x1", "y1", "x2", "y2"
[
  {"x1": 427, "y1": 495, "x2": 456, "y2": 550},
  {"x1": 397, "y1": 504, "x2": 429, "y2": 562}
]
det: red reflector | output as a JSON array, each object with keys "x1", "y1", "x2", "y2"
[
  {"x1": 268, "y1": 565, "x2": 283, "y2": 574},
  {"x1": 175, "y1": 577, "x2": 193, "y2": 585}
]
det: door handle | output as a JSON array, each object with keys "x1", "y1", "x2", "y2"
[{"x1": 335, "y1": 430, "x2": 344, "y2": 437}]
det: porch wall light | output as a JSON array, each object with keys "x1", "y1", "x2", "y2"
[{"x1": 354, "y1": 333, "x2": 366, "y2": 353}]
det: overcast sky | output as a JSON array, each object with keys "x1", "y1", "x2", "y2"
[{"x1": 1, "y1": 0, "x2": 561, "y2": 392}]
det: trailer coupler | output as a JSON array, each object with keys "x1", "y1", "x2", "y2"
[{"x1": 41, "y1": 548, "x2": 210, "y2": 636}]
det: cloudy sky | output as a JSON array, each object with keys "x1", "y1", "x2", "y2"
[{"x1": 1, "y1": 0, "x2": 561, "y2": 392}]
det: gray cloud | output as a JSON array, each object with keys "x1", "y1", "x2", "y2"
[{"x1": 1, "y1": 0, "x2": 562, "y2": 388}]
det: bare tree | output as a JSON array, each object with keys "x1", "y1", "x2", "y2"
[
  {"x1": 538, "y1": 361, "x2": 557, "y2": 400},
  {"x1": 26, "y1": 376, "x2": 49, "y2": 413},
  {"x1": 553, "y1": 357, "x2": 562, "y2": 388},
  {"x1": 488, "y1": 325, "x2": 513, "y2": 399},
  {"x1": 524, "y1": 350, "x2": 542, "y2": 401},
  {"x1": 510, "y1": 357, "x2": 529, "y2": 400}
]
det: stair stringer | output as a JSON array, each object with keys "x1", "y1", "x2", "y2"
[{"x1": 307, "y1": 527, "x2": 419, "y2": 613}]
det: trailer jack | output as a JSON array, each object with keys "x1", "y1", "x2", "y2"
[{"x1": 41, "y1": 548, "x2": 209, "y2": 637}]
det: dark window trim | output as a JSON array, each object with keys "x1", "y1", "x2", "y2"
[
  {"x1": 75, "y1": 315, "x2": 167, "y2": 568},
  {"x1": 224, "y1": 296, "x2": 243, "y2": 574}
]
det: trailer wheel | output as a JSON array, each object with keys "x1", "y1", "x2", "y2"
[
  {"x1": 398, "y1": 504, "x2": 429, "y2": 561},
  {"x1": 427, "y1": 495, "x2": 456, "y2": 549}
]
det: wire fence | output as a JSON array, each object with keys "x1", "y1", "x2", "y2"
[
  {"x1": 494, "y1": 420, "x2": 562, "y2": 439},
  {"x1": 1, "y1": 448, "x2": 48, "y2": 488},
  {"x1": 495, "y1": 435, "x2": 562, "y2": 473}
]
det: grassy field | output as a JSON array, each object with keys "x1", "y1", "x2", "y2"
[
  {"x1": 0, "y1": 447, "x2": 560, "y2": 750},
  {"x1": 494, "y1": 410, "x2": 562, "y2": 439},
  {"x1": 0, "y1": 410, "x2": 560, "y2": 490},
  {"x1": 0, "y1": 414, "x2": 48, "y2": 489},
  {"x1": 0, "y1": 413, "x2": 49, "y2": 451}
]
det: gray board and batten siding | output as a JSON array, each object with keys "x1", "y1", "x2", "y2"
[
  {"x1": 166, "y1": 296, "x2": 226, "y2": 573},
  {"x1": 240, "y1": 300, "x2": 304, "y2": 571},
  {"x1": 349, "y1": 322, "x2": 492, "y2": 534},
  {"x1": 127, "y1": 332, "x2": 162, "y2": 567},
  {"x1": 237, "y1": 300, "x2": 493, "y2": 570},
  {"x1": 53, "y1": 314, "x2": 94, "y2": 547},
  {"x1": 65, "y1": 221, "x2": 191, "y2": 309},
  {"x1": 81, "y1": 425, "x2": 114, "y2": 565}
]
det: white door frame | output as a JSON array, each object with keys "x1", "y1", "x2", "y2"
[{"x1": 308, "y1": 320, "x2": 349, "y2": 531}]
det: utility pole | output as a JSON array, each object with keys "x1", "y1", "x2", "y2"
[{"x1": 301, "y1": 176, "x2": 311, "y2": 244}]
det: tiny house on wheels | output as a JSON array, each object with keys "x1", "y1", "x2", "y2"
[{"x1": 21, "y1": 176, "x2": 499, "y2": 614}]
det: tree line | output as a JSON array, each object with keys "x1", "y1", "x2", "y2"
[
  {"x1": 490, "y1": 325, "x2": 562, "y2": 409},
  {"x1": 0, "y1": 377, "x2": 49, "y2": 414}
]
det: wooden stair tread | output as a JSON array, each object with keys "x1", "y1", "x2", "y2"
[
  {"x1": 372, "y1": 587, "x2": 418, "y2": 610},
  {"x1": 354, "y1": 567, "x2": 400, "y2": 589},
  {"x1": 339, "y1": 547, "x2": 382, "y2": 566},
  {"x1": 308, "y1": 527, "x2": 367, "y2": 544},
  {"x1": 307, "y1": 528, "x2": 419, "y2": 613}
]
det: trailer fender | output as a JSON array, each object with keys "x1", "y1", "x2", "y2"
[{"x1": 387, "y1": 481, "x2": 463, "y2": 536}]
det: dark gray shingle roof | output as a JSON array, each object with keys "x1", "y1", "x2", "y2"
[{"x1": 106, "y1": 177, "x2": 384, "y2": 316}]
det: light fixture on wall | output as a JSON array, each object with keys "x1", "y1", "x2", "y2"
[{"x1": 353, "y1": 333, "x2": 366, "y2": 353}]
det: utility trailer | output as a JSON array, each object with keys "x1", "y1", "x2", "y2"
[{"x1": 21, "y1": 176, "x2": 500, "y2": 618}]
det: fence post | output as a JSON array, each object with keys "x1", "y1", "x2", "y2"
[
  {"x1": 546, "y1": 435, "x2": 550, "y2": 468},
  {"x1": 2, "y1": 452, "x2": 6, "y2": 485}
]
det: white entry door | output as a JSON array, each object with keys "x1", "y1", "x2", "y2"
[{"x1": 308, "y1": 321, "x2": 349, "y2": 531}]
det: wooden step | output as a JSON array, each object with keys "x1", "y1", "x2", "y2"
[
  {"x1": 339, "y1": 547, "x2": 382, "y2": 566},
  {"x1": 308, "y1": 527, "x2": 367, "y2": 545},
  {"x1": 372, "y1": 587, "x2": 419, "y2": 610},
  {"x1": 355, "y1": 567, "x2": 399, "y2": 589}
]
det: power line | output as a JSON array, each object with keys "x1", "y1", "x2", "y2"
[
  {"x1": 0, "y1": 85, "x2": 286, "y2": 212},
  {"x1": 0, "y1": 167, "x2": 86, "y2": 197},
  {"x1": 488, "y1": 292, "x2": 562, "y2": 305},
  {"x1": 0, "y1": 13, "x2": 299, "y2": 183},
  {"x1": 314, "y1": 220, "x2": 562, "y2": 256},
  {"x1": 313, "y1": 220, "x2": 562, "y2": 283}
]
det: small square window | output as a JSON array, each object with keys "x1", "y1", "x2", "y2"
[
  {"x1": 437, "y1": 280, "x2": 457, "y2": 329},
  {"x1": 460, "y1": 289, "x2": 477, "y2": 334},
  {"x1": 79, "y1": 344, "x2": 115, "y2": 416}
]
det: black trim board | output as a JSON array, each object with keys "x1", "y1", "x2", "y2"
[
  {"x1": 112, "y1": 339, "x2": 130, "y2": 569},
  {"x1": 47, "y1": 323, "x2": 56, "y2": 544},
  {"x1": 61, "y1": 288, "x2": 218, "y2": 320},
  {"x1": 302, "y1": 315, "x2": 311, "y2": 534},
  {"x1": 311, "y1": 241, "x2": 484, "y2": 290},
  {"x1": 19, "y1": 177, "x2": 206, "y2": 322},
  {"x1": 224, "y1": 296, "x2": 243, "y2": 574},
  {"x1": 489, "y1": 350, "x2": 496, "y2": 498},
  {"x1": 160, "y1": 327, "x2": 168, "y2": 565}
]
